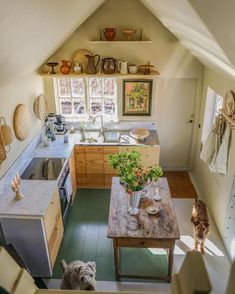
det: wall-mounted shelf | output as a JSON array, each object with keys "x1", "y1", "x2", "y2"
[
  {"x1": 219, "y1": 108, "x2": 235, "y2": 129},
  {"x1": 89, "y1": 40, "x2": 152, "y2": 44},
  {"x1": 40, "y1": 71, "x2": 160, "y2": 78}
]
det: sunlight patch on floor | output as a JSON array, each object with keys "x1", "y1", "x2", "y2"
[
  {"x1": 148, "y1": 245, "x2": 185, "y2": 255},
  {"x1": 148, "y1": 236, "x2": 224, "y2": 257}
]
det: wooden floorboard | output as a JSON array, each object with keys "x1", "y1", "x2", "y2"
[
  {"x1": 163, "y1": 171, "x2": 197, "y2": 199},
  {"x1": 52, "y1": 189, "x2": 167, "y2": 281}
]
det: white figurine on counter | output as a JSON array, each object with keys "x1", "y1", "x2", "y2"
[{"x1": 11, "y1": 172, "x2": 24, "y2": 200}]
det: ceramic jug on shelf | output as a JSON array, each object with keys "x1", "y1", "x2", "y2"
[
  {"x1": 85, "y1": 54, "x2": 100, "y2": 74},
  {"x1": 102, "y1": 58, "x2": 116, "y2": 74},
  {"x1": 60, "y1": 60, "x2": 72, "y2": 74},
  {"x1": 118, "y1": 61, "x2": 128, "y2": 75}
]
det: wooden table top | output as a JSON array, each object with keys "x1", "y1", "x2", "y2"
[{"x1": 107, "y1": 177, "x2": 180, "y2": 240}]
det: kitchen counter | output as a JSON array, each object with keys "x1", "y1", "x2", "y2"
[
  {"x1": 0, "y1": 180, "x2": 58, "y2": 217},
  {"x1": 33, "y1": 130, "x2": 159, "y2": 158},
  {"x1": 0, "y1": 122, "x2": 160, "y2": 217}
]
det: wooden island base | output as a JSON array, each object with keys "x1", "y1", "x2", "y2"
[
  {"x1": 107, "y1": 177, "x2": 180, "y2": 282},
  {"x1": 113, "y1": 238, "x2": 175, "y2": 282}
]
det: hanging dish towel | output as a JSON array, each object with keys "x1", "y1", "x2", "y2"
[
  {"x1": 200, "y1": 116, "x2": 225, "y2": 164},
  {"x1": 210, "y1": 124, "x2": 231, "y2": 174}
]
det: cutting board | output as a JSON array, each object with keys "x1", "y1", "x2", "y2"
[{"x1": 13, "y1": 104, "x2": 30, "y2": 141}]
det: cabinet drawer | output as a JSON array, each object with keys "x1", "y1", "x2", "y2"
[
  {"x1": 44, "y1": 189, "x2": 61, "y2": 242},
  {"x1": 74, "y1": 145, "x2": 85, "y2": 154},
  {"x1": 48, "y1": 212, "x2": 63, "y2": 267},
  {"x1": 103, "y1": 146, "x2": 119, "y2": 155},
  {"x1": 85, "y1": 146, "x2": 103, "y2": 154}
]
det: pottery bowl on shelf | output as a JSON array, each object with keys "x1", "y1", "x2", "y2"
[
  {"x1": 130, "y1": 128, "x2": 150, "y2": 141},
  {"x1": 103, "y1": 28, "x2": 117, "y2": 41}
]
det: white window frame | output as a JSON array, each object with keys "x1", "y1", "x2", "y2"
[
  {"x1": 53, "y1": 77, "x2": 118, "y2": 122},
  {"x1": 201, "y1": 87, "x2": 223, "y2": 142}
]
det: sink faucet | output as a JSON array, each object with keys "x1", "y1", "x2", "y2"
[{"x1": 92, "y1": 115, "x2": 104, "y2": 137}]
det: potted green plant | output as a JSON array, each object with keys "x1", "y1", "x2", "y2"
[{"x1": 108, "y1": 150, "x2": 163, "y2": 215}]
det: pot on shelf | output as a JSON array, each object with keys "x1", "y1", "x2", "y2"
[
  {"x1": 60, "y1": 60, "x2": 72, "y2": 74},
  {"x1": 103, "y1": 28, "x2": 116, "y2": 41},
  {"x1": 102, "y1": 58, "x2": 116, "y2": 74}
]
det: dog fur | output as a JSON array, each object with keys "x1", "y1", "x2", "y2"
[
  {"x1": 191, "y1": 198, "x2": 210, "y2": 254},
  {"x1": 60, "y1": 259, "x2": 96, "y2": 290}
]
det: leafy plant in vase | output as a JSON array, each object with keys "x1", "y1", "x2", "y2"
[{"x1": 108, "y1": 150, "x2": 163, "y2": 215}]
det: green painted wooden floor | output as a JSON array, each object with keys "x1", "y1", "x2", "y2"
[{"x1": 53, "y1": 189, "x2": 167, "y2": 281}]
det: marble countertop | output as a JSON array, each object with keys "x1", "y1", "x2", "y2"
[
  {"x1": 0, "y1": 122, "x2": 160, "y2": 217},
  {"x1": 33, "y1": 129, "x2": 159, "y2": 158},
  {"x1": 0, "y1": 180, "x2": 58, "y2": 217}
]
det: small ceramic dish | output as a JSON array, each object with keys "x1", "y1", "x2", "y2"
[{"x1": 146, "y1": 206, "x2": 158, "y2": 215}]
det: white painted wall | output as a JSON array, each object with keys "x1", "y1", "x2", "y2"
[
  {"x1": 43, "y1": 0, "x2": 203, "y2": 169},
  {"x1": 192, "y1": 67, "x2": 235, "y2": 258},
  {"x1": 0, "y1": 73, "x2": 44, "y2": 178}
]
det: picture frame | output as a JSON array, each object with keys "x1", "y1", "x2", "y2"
[{"x1": 122, "y1": 79, "x2": 152, "y2": 116}]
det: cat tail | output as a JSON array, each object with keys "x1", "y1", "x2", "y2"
[{"x1": 61, "y1": 259, "x2": 67, "y2": 271}]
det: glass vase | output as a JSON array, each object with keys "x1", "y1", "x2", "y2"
[{"x1": 128, "y1": 190, "x2": 142, "y2": 215}]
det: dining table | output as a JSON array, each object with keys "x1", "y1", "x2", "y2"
[{"x1": 107, "y1": 177, "x2": 180, "y2": 282}]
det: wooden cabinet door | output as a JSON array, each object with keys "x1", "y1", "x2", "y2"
[
  {"x1": 118, "y1": 146, "x2": 160, "y2": 167},
  {"x1": 74, "y1": 145, "x2": 87, "y2": 187},
  {"x1": 140, "y1": 146, "x2": 160, "y2": 167},
  {"x1": 43, "y1": 188, "x2": 64, "y2": 267},
  {"x1": 104, "y1": 146, "x2": 119, "y2": 188},
  {"x1": 85, "y1": 146, "x2": 104, "y2": 187},
  {"x1": 69, "y1": 149, "x2": 77, "y2": 201}
]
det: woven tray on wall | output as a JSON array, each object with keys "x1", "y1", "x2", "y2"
[{"x1": 13, "y1": 104, "x2": 30, "y2": 141}]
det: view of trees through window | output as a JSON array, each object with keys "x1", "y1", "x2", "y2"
[{"x1": 54, "y1": 77, "x2": 117, "y2": 121}]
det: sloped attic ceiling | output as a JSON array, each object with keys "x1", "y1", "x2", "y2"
[
  {"x1": 1, "y1": 0, "x2": 234, "y2": 85},
  {"x1": 141, "y1": 0, "x2": 235, "y2": 78},
  {"x1": 0, "y1": 0, "x2": 105, "y2": 85}
]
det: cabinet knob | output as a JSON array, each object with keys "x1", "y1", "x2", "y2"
[{"x1": 51, "y1": 201, "x2": 54, "y2": 205}]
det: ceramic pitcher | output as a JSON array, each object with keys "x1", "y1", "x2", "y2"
[
  {"x1": 86, "y1": 54, "x2": 100, "y2": 74},
  {"x1": 60, "y1": 60, "x2": 72, "y2": 74},
  {"x1": 118, "y1": 61, "x2": 128, "y2": 75}
]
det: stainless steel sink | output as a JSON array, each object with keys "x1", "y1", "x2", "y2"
[{"x1": 79, "y1": 130, "x2": 121, "y2": 144}]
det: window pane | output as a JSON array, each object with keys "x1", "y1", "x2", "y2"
[
  {"x1": 90, "y1": 98, "x2": 103, "y2": 116},
  {"x1": 73, "y1": 99, "x2": 85, "y2": 115},
  {"x1": 201, "y1": 87, "x2": 223, "y2": 142},
  {"x1": 89, "y1": 78, "x2": 102, "y2": 97},
  {"x1": 57, "y1": 78, "x2": 71, "y2": 97},
  {"x1": 71, "y1": 78, "x2": 85, "y2": 97},
  {"x1": 104, "y1": 98, "x2": 115, "y2": 114},
  {"x1": 103, "y1": 78, "x2": 115, "y2": 96},
  {"x1": 60, "y1": 99, "x2": 72, "y2": 115}
]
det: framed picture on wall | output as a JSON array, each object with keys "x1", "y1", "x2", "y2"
[{"x1": 122, "y1": 79, "x2": 152, "y2": 116}]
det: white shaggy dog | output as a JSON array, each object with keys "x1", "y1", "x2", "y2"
[{"x1": 60, "y1": 259, "x2": 96, "y2": 290}]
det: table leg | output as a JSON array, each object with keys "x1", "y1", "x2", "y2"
[
  {"x1": 167, "y1": 247, "x2": 174, "y2": 282},
  {"x1": 113, "y1": 240, "x2": 120, "y2": 281}
]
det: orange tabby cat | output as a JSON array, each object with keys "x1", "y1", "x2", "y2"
[{"x1": 191, "y1": 198, "x2": 209, "y2": 254}]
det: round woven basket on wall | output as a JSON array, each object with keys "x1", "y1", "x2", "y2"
[
  {"x1": 13, "y1": 104, "x2": 30, "y2": 141},
  {"x1": 33, "y1": 93, "x2": 48, "y2": 121}
]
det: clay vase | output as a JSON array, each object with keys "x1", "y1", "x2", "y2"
[
  {"x1": 85, "y1": 54, "x2": 100, "y2": 74},
  {"x1": 103, "y1": 28, "x2": 116, "y2": 41},
  {"x1": 102, "y1": 58, "x2": 116, "y2": 74},
  {"x1": 60, "y1": 60, "x2": 72, "y2": 74}
]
